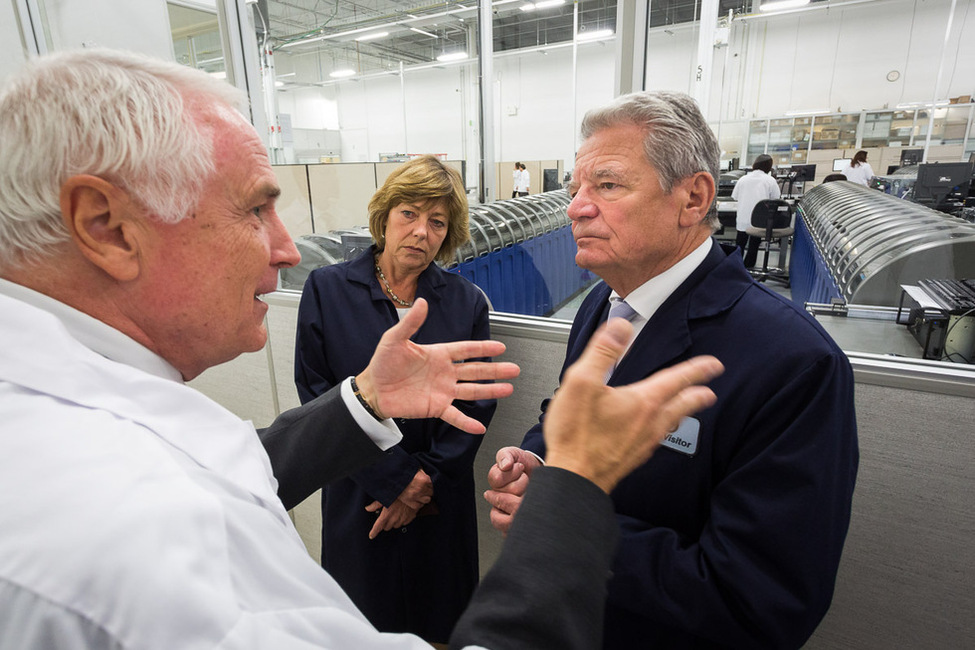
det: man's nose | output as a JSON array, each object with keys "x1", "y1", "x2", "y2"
[
  {"x1": 268, "y1": 211, "x2": 300, "y2": 268},
  {"x1": 567, "y1": 189, "x2": 596, "y2": 221}
]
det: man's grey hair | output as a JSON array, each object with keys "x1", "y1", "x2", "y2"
[
  {"x1": 0, "y1": 48, "x2": 247, "y2": 267},
  {"x1": 580, "y1": 91, "x2": 721, "y2": 229}
]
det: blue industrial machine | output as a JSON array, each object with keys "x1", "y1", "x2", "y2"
[{"x1": 790, "y1": 181, "x2": 975, "y2": 307}]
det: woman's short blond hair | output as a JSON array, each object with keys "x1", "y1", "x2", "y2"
[{"x1": 368, "y1": 155, "x2": 469, "y2": 265}]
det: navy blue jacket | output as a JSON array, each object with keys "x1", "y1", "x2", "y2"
[
  {"x1": 523, "y1": 241, "x2": 859, "y2": 649},
  {"x1": 295, "y1": 247, "x2": 495, "y2": 643}
]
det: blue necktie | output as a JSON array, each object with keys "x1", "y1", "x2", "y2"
[
  {"x1": 608, "y1": 298, "x2": 637, "y2": 323},
  {"x1": 606, "y1": 298, "x2": 637, "y2": 381}
]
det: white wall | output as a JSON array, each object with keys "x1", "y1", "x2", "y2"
[
  {"x1": 712, "y1": 0, "x2": 975, "y2": 121},
  {"x1": 0, "y1": 2, "x2": 29, "y2": 83},
  {"x1": 276, "y1": 41, "x2": 618, "y2": 178},
  {"x1": 45, "y1": 0, "x2": 172, "y2": 59},
  {"x1": 0, "y1": 0, "x2": 174, "y2": 83}
]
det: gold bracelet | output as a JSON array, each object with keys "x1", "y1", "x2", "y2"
[{"x1": 350, "y1": 376, "x2": 384, "y2": 421}]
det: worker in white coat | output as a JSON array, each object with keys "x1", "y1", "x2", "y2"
[
  {"x1": 732, "y1": 154, "x2": 781, "y2": 268},
  {"x1": 842, "y1": 150, "x2": 875, "y2": 186},
  {"x1": 0, "y1": 49, "x2": 723, "y2": 650}
]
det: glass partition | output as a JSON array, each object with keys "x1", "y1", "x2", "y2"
[
  {"x1": 746, "y1": 119, "x2": 769, "y2": 165},
  {"x1": 811, "y1": 113, "x2": 858, "y2": 150},
  {"x1": 167, "y1": 3, "x2": 225, "y2": 77}
]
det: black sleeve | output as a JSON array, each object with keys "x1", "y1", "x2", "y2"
[
  {"x1": 450, "y1": 467, "x2": 619, "y2": 650},
  {"x1": 258, "y1": 387, "x2": 386, "y2": 510}
]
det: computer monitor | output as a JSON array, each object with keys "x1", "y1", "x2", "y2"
[
  {"x1": 900, "y1": 149, "x2": 924, "y2": 166},
  {"x1": 790, "y1": 164, "x2": 817, "y2": 182},
  {"x1": 912, "y1": 161, "x2": 975, "y2": 208},
  {"x1": 833, "y1": 158, "x2": 851, "y2": 172}
]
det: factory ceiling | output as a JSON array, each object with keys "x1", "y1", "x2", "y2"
[
  {"x1": 170, "y1": 0, "x2": 832, "y2": 84},
  {"x1": 255, "y1": 0, "x2": 763, "y2": 82}
]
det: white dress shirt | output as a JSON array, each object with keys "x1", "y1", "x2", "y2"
[
  {"x1": 607, "y1": 237, "x2": 712, "y2": 359},
  {"x1": 0, "y1": 280, "x2": 457, "y2": 650}
]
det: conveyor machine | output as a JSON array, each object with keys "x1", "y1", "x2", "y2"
[{"x1": 791, "y1": 181, "x2": 975, "y2": 306}]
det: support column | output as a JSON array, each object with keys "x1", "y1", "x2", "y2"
[
  {"x1": 614, "y1": 0, "x2": 649, "y2": 96},
  {"x1": 922, "y1": 0, "x2": 958, "y2": 163},
  {"x1": 217, "y1": 0, "x2": 269, "y2": 148},
  {"x1": 477, "y1": 0, "x2": 496, "y2": 203},
  {"x1": 13, "y1": 0, "x2": 49, "y2": 56},
  {"x1": 693, "y1": 0, "x2": 719, "y2": 116}
]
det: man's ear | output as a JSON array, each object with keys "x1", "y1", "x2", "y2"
[
  {"x1": 678, "y1": 172, "x2": 716, "y2": 228},
  {"x1": 59, "y1": 175, "x2": 144, "y2": 282}
]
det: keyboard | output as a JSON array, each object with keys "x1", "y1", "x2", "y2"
[{"x1": 917, "y1": 278, "x2": 975, "y2": 312}]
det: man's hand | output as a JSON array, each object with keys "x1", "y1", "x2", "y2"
[
  {"x1": 355, "y1": 298, "x2": 519, "y2": 434},
  {"x1": 544, "y1": 318, "x2": 723, "y2": 493},
  {"x1": 485, "y1": 447, "x2": 542, "y2": 536},
  {"x1": 365, "y1": 469, "x2": 434, "y2": 539}
]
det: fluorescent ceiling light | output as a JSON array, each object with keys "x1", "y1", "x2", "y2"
[
  {"x1": 355, "y1": 31, "x2": 389, "y2": 42},
  {"x1": 410, "y1": 27, "x2": 438, "y2": 38},
  {"x1": 896, "y1": 100, "x2": 950, "y2": 109},
  {"x1": 759, "y1": 0, "x2": 810, "y2": 12},
  {"x1": 576, "y1": 29, "x2": 614, "y2": 41},
  {"x1": 521, "y1": 0, "x2": 565, "y2": 11},
  {"x1": 209, "y1": 70, "x2": 227, "y2": 80},
  {"x1": 329, "y1": 69, "x2": 356, "y2": 78},
  {"x1": 437, "y1": 51, "x2": 468, "y2": 62},
  {"x1": 785, "y1": 109, "x2": 830, "y2": 116},
  {"x1": 281, "y1": 35, "x2": 326, "y2": 49},
  {"x1": 274, "y1": 81, "x2": 284, "y2": 87}
]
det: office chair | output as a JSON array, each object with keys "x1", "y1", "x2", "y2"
[{"x1": 745, "y1": 199, "x2": 794, "y2": 286}]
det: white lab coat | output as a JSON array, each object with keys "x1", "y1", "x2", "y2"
[
  {"x1": 0, "y1": 284, "x2": 433, "y2": 650},
  {"x1": 842, "y1": 161, "x2": 874, "y2": 186},
  {"x1": 731, "y1": 169, "x2": 782, "y2": 232}
]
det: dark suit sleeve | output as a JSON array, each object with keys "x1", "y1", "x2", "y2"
[
  {"x1": 294, "y1": 272, "x2": 340, "y2": 406},
  {"x1": 258, "y1": 388, "x2": 385, "y2": 511},
  {"x1": 450, "y1": 467, "x2": 619, "y2": 650}
]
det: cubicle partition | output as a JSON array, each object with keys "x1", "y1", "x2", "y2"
[{"x1": 271, "y1": 159, "x2": 466, "y2": 239}]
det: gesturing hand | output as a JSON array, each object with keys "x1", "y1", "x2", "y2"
[
  {"x1": 356, "y1": 298, "x2": 520, "y2": 434},
  {"x1": 484, "y1": 447, "x2": 542, "y2": 536},
  {"x1": 544, "y1": 318, "x2": 723, "y2": 493}
]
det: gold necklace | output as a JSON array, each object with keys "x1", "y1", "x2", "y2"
[{"x1": 375, "y1": 256, "x2": 414, "y2": 307}]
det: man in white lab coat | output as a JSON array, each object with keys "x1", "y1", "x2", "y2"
[
  {"x1": 0, "y1": 49, "x2": 722, "y2": 650},
  {"x1": 731, "y1": 153, "x2": 781, "y2": 268}
]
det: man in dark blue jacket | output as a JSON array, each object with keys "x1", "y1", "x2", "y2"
[{"x1": 486, "y1": 91, "x2": 859, "y2": 649}]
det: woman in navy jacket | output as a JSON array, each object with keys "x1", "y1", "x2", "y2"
[{"x1": 294, "y1": 156, "x2": 495, "y2": 644}]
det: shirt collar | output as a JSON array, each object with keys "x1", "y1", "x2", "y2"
[
  {"x1": 608, "y1": 237, "x2": 713, "y2": 322},
  {"x1": 0, "y1": 278, "x2": 184, "y2": 383}
]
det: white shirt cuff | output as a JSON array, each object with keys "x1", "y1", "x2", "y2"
[{"x1": 340, "y1": 377, "x2": 402, "y2": 451}]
